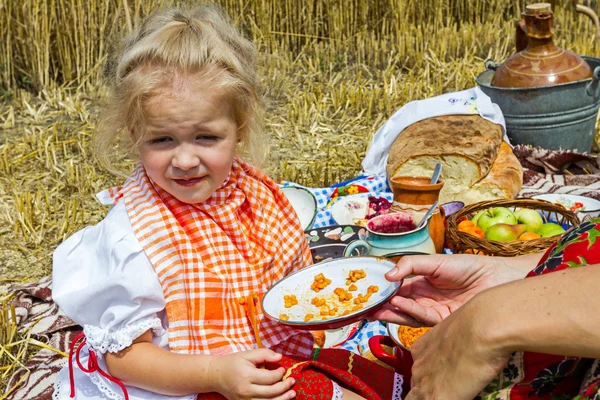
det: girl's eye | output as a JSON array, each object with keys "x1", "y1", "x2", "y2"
[
  {"x1": 148, "y1": 137, "x2": 172, "y2": 144},
  {"x1": 197, "y1": 135, "x2": 219, "y2": 142}
]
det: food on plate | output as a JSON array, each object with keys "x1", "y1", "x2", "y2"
[
  {"x1": 334, "y1": 287, "x2": 353, "y2": 302},
  {"x1": 399, "y1": 325, "x2": 431, "y2": 349},
  {"x1": 284, "y1": 294, "x2": 298, "y2": 308},
  {"x1": 354, "y1": 285, "x2": 379, "y2": 304},
  {"x1": 311, "y1": 273, "x2": 332, "y2": 292},
  {"x1": 346, "y1": 269, "x2": 366, "y2": 285},
  {"x1": 311, "y1": 297, "x2": 327, "y2": 307},
  {"x1": 386, "y1": 115, "x2": 523, "y2": 205},
  {"x1": 279, "y1": 268, "x2": 383, "y2": 323}
]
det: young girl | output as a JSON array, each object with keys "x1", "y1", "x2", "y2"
[{"x1": 52, "y1": 6, "x2": 402, "y2": 400}]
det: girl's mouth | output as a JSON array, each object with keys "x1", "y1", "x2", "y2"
[{"x1": 173, "y1": 176, "x2": 207, "y2": 187}]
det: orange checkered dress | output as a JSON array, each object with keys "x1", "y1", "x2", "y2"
[{"x1": 116, "y1": 158, "x2": 315, "y2": 356}]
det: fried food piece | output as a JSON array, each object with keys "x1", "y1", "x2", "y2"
[
  {"x1": 304, "y1": 313, "x2": 315, "y2": 322},
  {"x1": 311, "y1": 273, "x2": 332, "y2": 292},
  {"x1": 348, "y1": 284, "x2": 358, "y2": 291},
  {"x1": 280, "y1": 313, "x2": 290, "y2": 321},
  {"x1": 345, "y1": 269, "x2": 366, "y2": 285},
  {"x1": 284, "y1": 294, "x2": 298, "y2": 308},
  {"x1": 311, "y1": 297, "x2": 326, "y2": 307},
  {"x1": 354, "y1": 285, "x2": 379, "y2": 304},
  {"x1": 334, "y1": 287, "x2": 353, "y2": 302}
]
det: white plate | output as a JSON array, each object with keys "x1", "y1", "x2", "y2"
[
  {"x1": 532, "y1": 193, "x2": 600, "y2": 221},
  {"x1": 262, "y1": 257, "x2": 402, "y2": 331},
  {"x1": 281, "y1": 186, "x2": 318, "y2": 230},
  {"x1": 330, "y1": 194, "x2": 370, "y2": 225}
]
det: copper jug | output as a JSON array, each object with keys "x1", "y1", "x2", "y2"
[
  {"x1": 389, "y1": 176, "x2": 445, "y2": 254},
  {"x1": 492, "y1": 3, "x2": 592, "y2": 88}
]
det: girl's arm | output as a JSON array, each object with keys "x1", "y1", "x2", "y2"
[
  {"x1": 105, "y1": 331, "x2": 214, "y2": 395},
  {"x1": 105, "y1": 332, "x2": 295, "y2": 398}
]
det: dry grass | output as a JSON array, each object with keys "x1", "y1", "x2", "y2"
[{"x1": 1, "y1": 0, "x2": 600, "y2": 394}]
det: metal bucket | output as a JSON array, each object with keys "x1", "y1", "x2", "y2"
[{"x1": 476, "y1": 56, "x2": 600, "y2": 152}]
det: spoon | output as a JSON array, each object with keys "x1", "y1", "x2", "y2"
[
  {"x1": 430, "y1": 163, "x2": 443, "y2": 184},
  {"x1": 417, "y1": 201, "x2": 439, "y2": 229}
]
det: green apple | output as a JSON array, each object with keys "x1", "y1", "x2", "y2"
[
  {"x1": 485, "y1": 223, "x2": 527, "y2": 242},
  {"x1": 536, "y1": 223, "x2": 565, "y2": 238},
  {"x1": 471, "y1": 210, "x2": 487, "y2": 227},
  {"x1": 477, "y1": 207, "x2": 518, "y2": 233},
  {"x1": 514, "y1": 209, "x2": 544, "y2": 233}
]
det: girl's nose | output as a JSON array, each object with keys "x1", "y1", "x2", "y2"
[{"x1": 172, "y1": 146, "x2": 200, "y2": 171}]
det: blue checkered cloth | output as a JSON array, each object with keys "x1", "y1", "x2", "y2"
[
  {"x1": 339, "y1": 320, "x2": 389, "y2": 354},
  {"x1": 280, "y1": 175, "x2": 392, "y2": 228}
]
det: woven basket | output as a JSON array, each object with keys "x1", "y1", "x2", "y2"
[{"x1": 446, "y1": 199, "x2": 580, "y2": 257}]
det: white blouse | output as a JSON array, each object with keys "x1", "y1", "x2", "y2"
[{"x1": 52, "y1": 200, "x2": 196, "y2": 400}]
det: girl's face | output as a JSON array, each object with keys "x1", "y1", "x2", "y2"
[{"x1": 137, "y1": 74, "x2": 238, "y2": 204}]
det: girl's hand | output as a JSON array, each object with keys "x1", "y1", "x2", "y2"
[
  {"x1": 374, "y1": 254, "x2": 526, "y2": 326},
  {"x1": 209, "y1": 349, "x2": 296, "y2": 400},
  {"x1": 405, "y1": 297, "x2": 509, "y2": 400}
]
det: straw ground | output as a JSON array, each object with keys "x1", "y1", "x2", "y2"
[{"x1": 1, "y1": 0, "x2": 600, "y2": 395}]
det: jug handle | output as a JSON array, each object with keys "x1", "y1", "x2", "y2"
[
  {"x1": 586, "y1": 66, "x2": 600, "y2": 97},
  {"x1": 343, "y1": 239, "x2": 370, "y2": 257},
  {"x1": 484, "y1": 59, "x2": 502, "y2": 71},
  {"x1": 576, "y1": 3, "x2": 600, "y2": 44}
]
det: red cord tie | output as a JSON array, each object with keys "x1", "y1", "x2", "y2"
[{"x1": 68, "y1": 332, "x2": 129, "y2": 400}]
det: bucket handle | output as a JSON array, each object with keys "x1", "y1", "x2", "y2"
[
  {"x1": 586, "y1": 66, "x2": 600, "y2": 97},
  {"x1": 484, "y1": 59, "x2": 501, "y2": 71}
]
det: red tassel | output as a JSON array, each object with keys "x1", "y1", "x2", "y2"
[{"x1": 68, "y1": 332, "x2": 129, "y2": 400}]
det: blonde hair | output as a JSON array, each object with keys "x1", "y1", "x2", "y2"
[{"x1": 94, "y1": 5, "x2": 264, "y2": 175}]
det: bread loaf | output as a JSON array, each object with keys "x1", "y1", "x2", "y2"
[
  {"x1": 460, "y1": 142, "x2": 523, "y2": 204},
  {"x1": 386, "y1": 115, "x2": 522, "y2": 204}
]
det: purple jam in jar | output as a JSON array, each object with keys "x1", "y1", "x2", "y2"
[{"x1": 368, "y1": 212, "x2": 417, "y2": 234}]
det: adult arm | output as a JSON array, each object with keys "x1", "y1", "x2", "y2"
[{"x1": 406, "y1": 263, "x2": 600, "y2": 400}]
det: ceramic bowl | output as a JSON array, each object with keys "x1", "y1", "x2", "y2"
[
  {"x1": 330, "y1": 194, "x2": 370, "y2": 225},
  {"x1": 262, "y1": 257, "x2": 402, "y2": 331},
  {"x1": 531, "y1": 193, "x2": 600, "y2": 222},
  {"x1": 386, "y1": 322, "x2": 410, "y2": 352},
  {"x1": 440, "y1": 201, "x2": 465, "y2": 218},
  {"x1": 281, "y1": 186, "x2": 318, "y2": 231}
]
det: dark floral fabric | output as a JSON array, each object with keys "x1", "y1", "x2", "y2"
[{"x1": 478, "y1": 219, "x2": 600, "y2": 400}]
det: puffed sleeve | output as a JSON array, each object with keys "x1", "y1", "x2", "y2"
[{"x1": 52, "y1": 201, "x2": 167, "y2": 354}]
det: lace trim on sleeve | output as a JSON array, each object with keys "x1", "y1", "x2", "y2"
[{"x1": 83, "y1": 316, "x2": 165, "y2": 354}]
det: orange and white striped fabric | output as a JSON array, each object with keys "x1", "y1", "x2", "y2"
[{"x1": 110, "y1": 158, "x2": 315, "y2": 356}]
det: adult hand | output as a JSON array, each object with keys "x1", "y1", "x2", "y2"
[
  {"x1": 209, "y1": 349, "x2": 296, "y2": 400},
  {"x1": 405, "y1": 295, "x2": 509, "y2": 400},
  {"x1": 373, "y1": 253, "x2": 527, "y2": 326}
]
